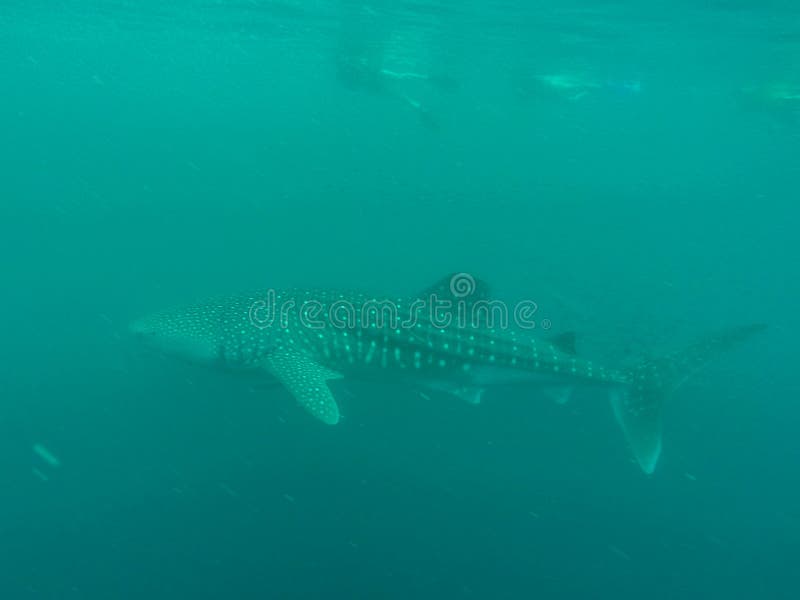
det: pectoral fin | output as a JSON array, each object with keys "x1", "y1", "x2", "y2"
[
  {"x1": 420, "y1": 381, "x2": 485, "y2": 405},
  {"x1": 543, "y1": 386, "x2": 573, "y2": 405},
  {"x1": 452, "y1": 386, "x2": 485, "y2": 405},
  {"x1": 263, "y1": 350, "x2": 343, "y2": 424}
]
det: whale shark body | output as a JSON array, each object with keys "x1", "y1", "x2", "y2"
[{"x1": 131, "y1": 275, "x2": 764, "y2": 474}]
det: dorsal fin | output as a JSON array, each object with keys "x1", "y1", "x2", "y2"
[
  {"x1": 550, "y1": 331, "x2": 577, "y2": 355},
  {"x1": 417, "y1": 273, "x2": 492, "y2": 304}
]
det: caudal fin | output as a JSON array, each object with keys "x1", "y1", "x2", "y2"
[{"x1": 612, "y1": 324, "x2": 766, "y2": 474}]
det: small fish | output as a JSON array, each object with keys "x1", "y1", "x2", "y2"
[
  {"x1": 608, "y1": 545, "x2": 632, "y2": 562},
  {"x1": 218, "y1": 482, "x2": 240, "y2": 498},
  {"x1": 32, "y1": 468, "x2": 49, "y2": 482},
  {"x1": 33, "y1": 444, "x2": 61, "y2": 468}
]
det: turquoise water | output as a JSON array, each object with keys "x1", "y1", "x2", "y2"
[{"x1": 1, "y1": 1, "x2": 798, "y2": 598}]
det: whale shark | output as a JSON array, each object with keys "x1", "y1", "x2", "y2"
[{"x1": 130, "y1": 274, "x2": 764, "y2": 474}]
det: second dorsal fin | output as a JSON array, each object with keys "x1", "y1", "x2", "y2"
[{"x1": 550, "y1": 331, "x2": 577, "y2": 355}]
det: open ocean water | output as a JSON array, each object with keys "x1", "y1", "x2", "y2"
[{"x1": 1, "y1": 1, "x2": 798, "y2": 598}]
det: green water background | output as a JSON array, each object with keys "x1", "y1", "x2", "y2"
[{"x1": 1, "y1": 1, "x2": 798, "y2": 598}]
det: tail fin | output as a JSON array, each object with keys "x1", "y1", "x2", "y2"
[{"x1": 612, "y1": 324, "x2": 766, "y2": 474}]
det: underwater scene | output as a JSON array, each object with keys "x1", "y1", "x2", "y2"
[{"x1": 1, "y1": 1, "x2": 798, "y2": 598}]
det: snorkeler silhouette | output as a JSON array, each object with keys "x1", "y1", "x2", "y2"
[
  {"x1": 737, "y1": 82, "x2": 800, "y2": 125},
  {"x1": 515, "y1": 71, "x2": 643, "y2": 104},
  {"x1": 334, "y1": 7, "x2": 458, "y2": 131}
]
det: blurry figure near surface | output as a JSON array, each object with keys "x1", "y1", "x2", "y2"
[
  {"x1": 334, "y1": 5, "x2": 459, "y2": 131},
  {"x1": 335, "y1": 38, "x2": 387, "y2": 94},
  {"x1": 737, "y1": 82, "x2": 800, "y2": 126},
  {"x1": 515, "y1": 72, "x2": 643, "y2": 104},
  {"x1": 604, "y1": 78, "x2": 643, "y2": 98}
]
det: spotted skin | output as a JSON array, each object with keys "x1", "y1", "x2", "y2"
[
  {"x1": 263, "y1": 347, "x2": 342, "y2": 424},
  {"x1": 131, "y1": 283, "x2": 765, "y2": 474}
]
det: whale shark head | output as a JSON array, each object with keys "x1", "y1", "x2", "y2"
[{"x1": 130, "y1": 307, "x2": 219, "y2": 365}]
